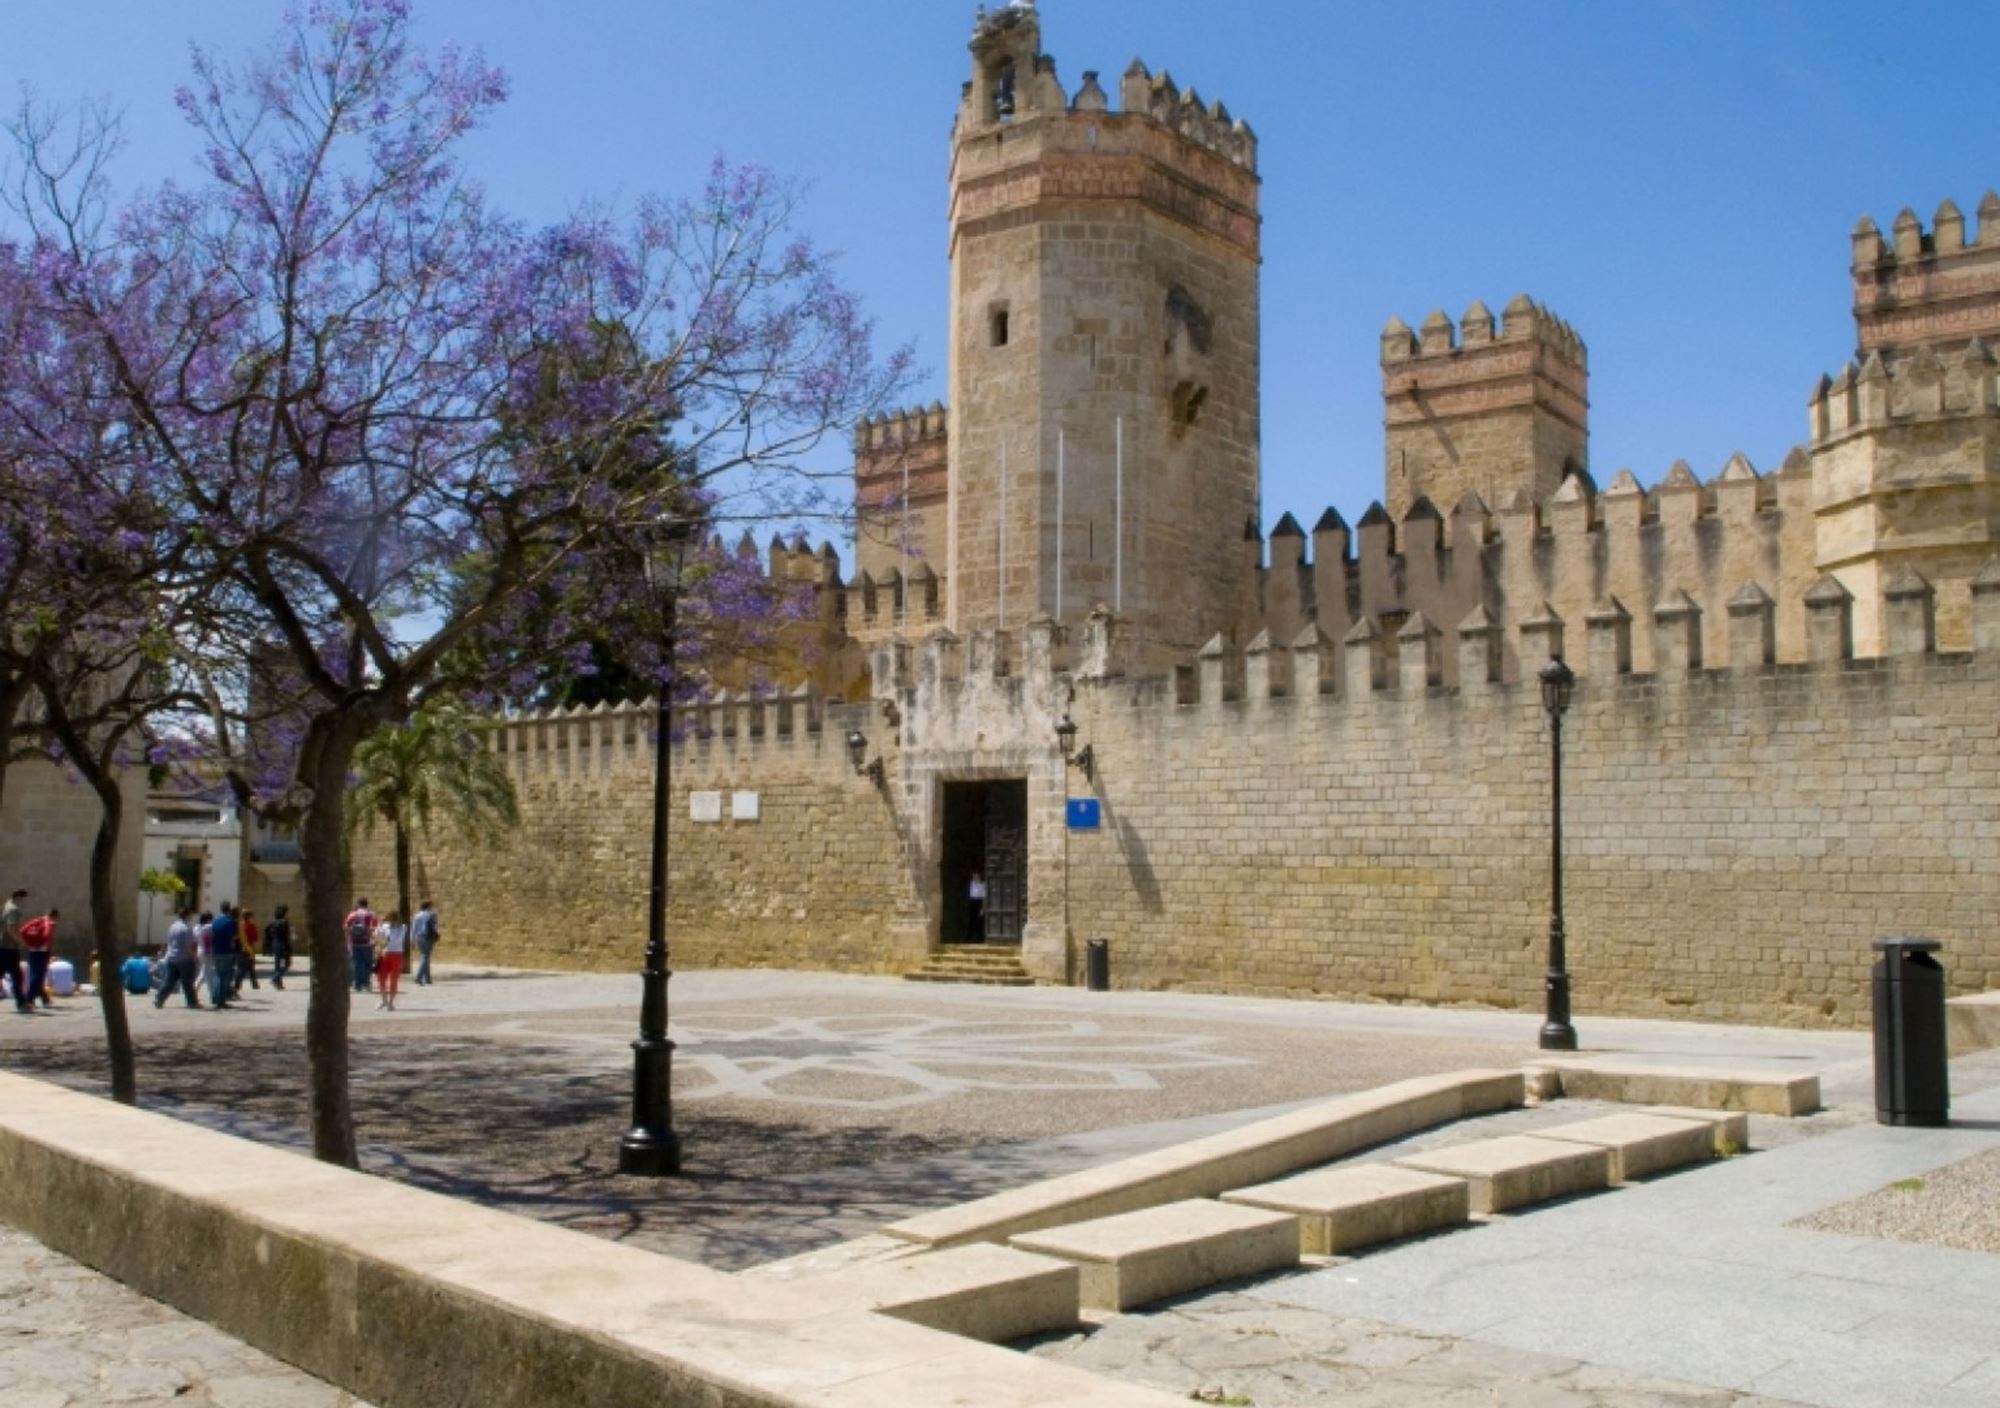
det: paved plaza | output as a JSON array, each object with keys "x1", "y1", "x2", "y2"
[
  {"x1": 7, "y1": 965, "x2": 2000, "y2": 1406},
  {"x1": 0, "y1": 1226, "x2": 370, "y2": 1408},
  {"x1": 3, "y1": 965, "x2": 1556, "y2": 1267}
]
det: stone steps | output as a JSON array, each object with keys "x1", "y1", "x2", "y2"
[
  {"x1": 903, "y1": 947, "x2": 1035, "y2": 987},
  {"x1": 813, "y1": 1243, "x2": 1081, "y2": 1344},
  {"x1": 1011, "y1": 1199, "x2": 1299, "y2": 1313},
  {"x1": 1222, "y1": 1164, "x2": 1472, "y2": 1255},
  {"x1": 1394, "y1": 1133, "x2": 1613, "y2": 1214}
]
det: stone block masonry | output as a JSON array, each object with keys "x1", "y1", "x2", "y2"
[{"x1": 362, "y1": 578, "x2": 2000, "y2": 1032}]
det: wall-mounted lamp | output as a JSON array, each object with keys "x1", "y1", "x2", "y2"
[
  {"x1": 1056, "y1": 714, "x2": 1094, "y2": 777},
  {"x1": 846, "y1": 728, "x2": 885, "y2": 783}
]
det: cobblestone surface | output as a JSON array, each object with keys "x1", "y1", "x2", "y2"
[
  {"x1": 1028, "y1": 1292, "x2": 1809, "y2": 1407},
  {"x1": 0, "y1": 1226, "x2": 370, "y2": 1408}
]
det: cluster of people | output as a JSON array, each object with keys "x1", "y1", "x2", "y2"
[
  {"x1": 340, "y1": 898, "x2": 442, "y2": 1011},
  {"x1": 144, "y1": 900, "x2": 291, "y2": 1010},
  {"x1": 0, "y1": 885, "x2": 444, "y2": 1010},
  {"x1": 0, "y1": 888, "x2": 63, "y2": 1012}
]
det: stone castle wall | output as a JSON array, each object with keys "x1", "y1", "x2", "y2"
[
  {"x1": 348, "y1": 694, "x2": 920, "y2": 975},
  {"x1": 0, "y1": 760, "x2": 144, "y2": 965},
  {"x1": 374, "y1": 572, "x2": 2000, "y2": 1029}
]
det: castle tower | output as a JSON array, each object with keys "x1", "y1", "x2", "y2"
[
  {"x1": 1812, "y1": 195, "x2": 2000, "y2": 654},
  {"x1": 946, "y1": 1, "x2": 1261, "y2": 656},
  {"x1": 1380, "y1": 296, "x2": 1589, "y2": 519},
  {"x1": 1851, "y1": 193, "x2": 2000, "y2": 361}
]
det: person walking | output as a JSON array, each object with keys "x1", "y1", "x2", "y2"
[
  {"x1": 233, "y1": 909, "x2": 262, "y2": 995},
  {"x1": 18, "y1": 908, "x2": 58, "y2": 1008},
  {"x1": 343, "y1": 898, "x2": 378, "y2": 993},
  {"x1": 205, "y1": 902, "x2": 241, "y2": 1010},
  {"x1": 264, "y1": 905, "x2": 293, "y2": 989},
  {"x1": 192, "y1": 912, "x2": 215, "y2": 1002},
  {"x1": 374, "y1": 910, "x2": 408, "y2": 1011},
  {"x1": 412, "y1": 900, "x2": 441, "y2": 986},
  {"x1": 154, "y1": 908, "x2": 201, "y2": 1009},
  {"x1": 0, "y1": 888, "x2": 29, "y2": 1013}
]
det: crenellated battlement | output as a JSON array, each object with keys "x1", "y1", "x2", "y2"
[
  {"x1": 853, "y1": 402, "x2": 949, "y2": 455},
  {"x1": 1809, "y1": 341, "x2": 1999, "y2": 442},
  {"x1": 1115, "y1": 60, "x2": 1257, "y2": 172},
  {"x1": 1379, "y1": 294, "x2": 1586, "y2": 371},
  {"x1": 1851, "y1": 192, "x2": 2000, "y2": 359},
  {"x1": 628, "y1": 556, "x2": 2000, "y2": 773},
  {"x1": 1241, "y1": 449, "x2": 1827, "y2": 679}
]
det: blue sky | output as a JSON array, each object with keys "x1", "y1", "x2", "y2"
[{"x1": 6, "y1": 1, "x2": 1995, "y2": 542}]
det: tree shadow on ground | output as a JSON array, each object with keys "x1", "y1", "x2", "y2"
[{"x1": 4, "y1": 1029, "x2": 1031, "y2": 1270}]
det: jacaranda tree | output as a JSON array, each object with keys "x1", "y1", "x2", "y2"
[{"x1": 3, "y1": 0, "x2": 907, "y2": 1164}]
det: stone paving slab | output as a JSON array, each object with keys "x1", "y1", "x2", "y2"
[
  {"x1": 0, "y1": 1225, "x2": 370, "y2": 1408},
  {"x1": 1250, "y1": 1072, "x2": 2000, "y2": 1408},
  {"x1": 1027, "y1": 1292, "x2": 1813, "y2": 1407}
]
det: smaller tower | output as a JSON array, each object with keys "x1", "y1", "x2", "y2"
[
  {"x1": 1380, "y1": 296, "x2": 1589, "y2": 519},
  {"x1": 1851, "y1": 193, "x2": 2000, "y2": 362},
  {"x1": 853, "y1": 402, "x2": 950, "y2": 590},
  {"x1": 1812, "y1": 195, "x2": 2000, "y2": 655}
]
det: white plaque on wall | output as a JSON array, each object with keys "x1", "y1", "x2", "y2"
[
  {"x1": 731, "y1": 790, "x2": 761, "y2": 821},
  {"x1": 689, "y1": 790, "x2": 723, "y2": 823}
]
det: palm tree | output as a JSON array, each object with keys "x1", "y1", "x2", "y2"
[{"x1": 346, "y1": 699, "x2": 520, "y2": 929}]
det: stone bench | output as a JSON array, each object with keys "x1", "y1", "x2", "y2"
[
  {"x1": 1394, "y1": 1135, "x2": 1612, "y2": 1214},
  {"x1": 0, "y1": 1074, "x2": 1193, "y2": 1408},
  {"x1": 812, "y1": 1244, "x2": 1080, "y2": 1344},
  {"x1": 1011, "y1": 1199, "x2": 1300, "y2": 1312},
  {"x1": 1532, "y1": 1112, "x2": 1717, "y2": 1183},
  {"x1": 1221, "y1": 1164, "x2": 1471, "y2": 1255},
  {"x1": 1534, "y1": 1059, "x2": 1819, "y2": 1116},
  {"x1": 1639, "y1": 1105, "x2": 1752, "y2": 1156}
]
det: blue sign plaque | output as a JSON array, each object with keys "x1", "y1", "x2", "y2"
[{"x1": 1066, "y1": 798, "x2": 1102, "y2": 831}]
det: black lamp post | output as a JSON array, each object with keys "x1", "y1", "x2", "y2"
[
  {"x1": 1538, "y1": 655, "x2": 1579, "y2": 1052},
  {"x1": 619, "y1": 534, "x2": 686, "y2": 1177}
]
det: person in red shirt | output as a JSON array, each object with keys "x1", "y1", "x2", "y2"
[
  {"x1": 233, "y1": 909, "x2": 262, "y2": 996},
  {"x1": 19, "y1": 907, "x2": 58, "y2": 1009}
]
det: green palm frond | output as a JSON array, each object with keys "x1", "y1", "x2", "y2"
[{"x1": 345, "y1": 699, "x2": 520, "y2": 845}]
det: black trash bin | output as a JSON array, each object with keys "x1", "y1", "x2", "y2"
[
  {"x1": 1085, "y1": 938, "x2": 1110, "y2": 992},
  {"x1": 1872, "y1": 937, "x2": 1949, "y2": 1128}
]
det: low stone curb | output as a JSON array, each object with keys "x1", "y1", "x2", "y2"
[{"x1": 0, "y1": 1072, "x2": 1188, "y2": 1408}]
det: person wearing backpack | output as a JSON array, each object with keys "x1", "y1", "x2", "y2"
[
  {"x1": 343, "y1": 898, "x2": 378, "y2": 993},
  {"x1": 412, "y1": 900, "x2": 441, "y2": 986}
]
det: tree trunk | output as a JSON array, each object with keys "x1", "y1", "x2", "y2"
[
  {"x1": 34, "y1": 686, "x2": 137, "y2": 1105},
  {"x1": 0, "y1": 675, "x2": 27, "y2": 822},
  {"x1": 300, "y1": 717, "x2": 362, "y2": 1168},
  {"x1": 393, "y1": 823, "x2": 412, "y2": 931},
  {"x1": 85, "y1": 771, "x2": 136, "y2": 1104}
]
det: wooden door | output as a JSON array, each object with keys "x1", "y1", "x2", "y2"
[{"x1": 981, "y1": 781, "x2": 1027, "y2": 943}]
